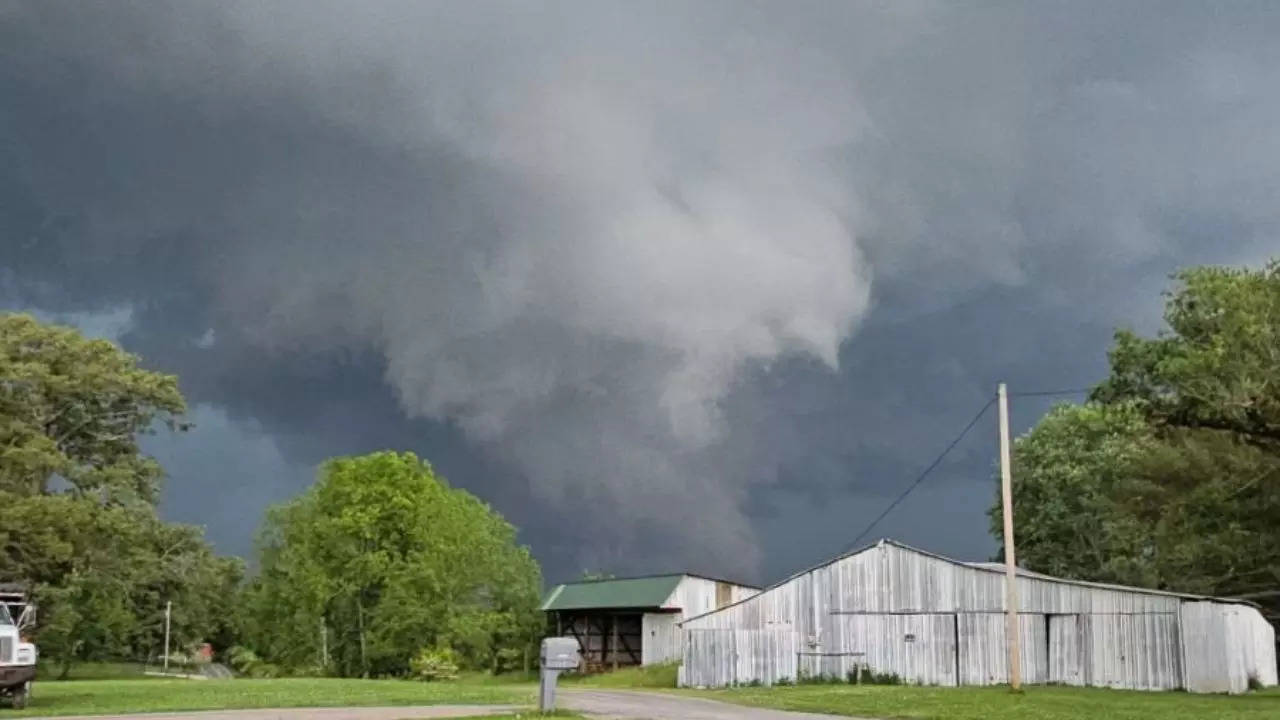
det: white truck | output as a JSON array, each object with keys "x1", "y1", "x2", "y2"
[{"x1": 0, "y1": 585, "x2": 36, "y2": 709}]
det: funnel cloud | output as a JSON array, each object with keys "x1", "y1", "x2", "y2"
[{"x1": 4, "y1": 1, "x2": 1280, "y2": 582}]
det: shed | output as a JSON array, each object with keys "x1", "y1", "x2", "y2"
[
  {"x1": 541, "y1": 573, "x2": 758, "y2": 670},
  {"x1": 679, "y1": 539, "x2": 1278, "y2": 693}
]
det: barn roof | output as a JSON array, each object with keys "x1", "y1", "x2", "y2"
[
  {"x1": 679, "y1": 538, "x2": 1258, "y2": 626},
  {"x1": 540, "y1": 574, "x2": 685, "y2": 611}
]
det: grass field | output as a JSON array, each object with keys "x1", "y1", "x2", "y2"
[
  {"x1": 17, "y1": 663, "x2": 1280, "y2": 719},
  {"x1": 696, "y1": 683, "x2": 1280, "y2": 720},
  {"x1": 36, "y1": 661, "x2": 161, "y2": 681},
  {"x1": 13, "y1": 677, "x2": 534, "y2": 718},
  {"x1": 562, "y1": 663, "x2": 678, "y2": 689}
]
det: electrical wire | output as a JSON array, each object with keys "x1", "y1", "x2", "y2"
[
  {"x1": 841, "y1": 395, "x2": 997, "y2": 554},
  {"x1": 1008, "y1": 387, "x2": 1093, "y2": 398}
]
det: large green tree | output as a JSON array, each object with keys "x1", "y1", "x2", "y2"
[
  {"x1": 0, "y1": 313, "x2": 238, "y2": 674},
  {"x1": 243, "y1": 451, "x2": 542, "y2": 677},
  {"x1": 0, "y1": 313, "x2": 186, "y2": 503},
  {"x1": 995, "y1": 261, "x2": 1280, "y2": 627}
]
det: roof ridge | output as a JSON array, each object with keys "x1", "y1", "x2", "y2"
[{"x1": 678, "y1": 537, "x2": 1258, "y2": 626}]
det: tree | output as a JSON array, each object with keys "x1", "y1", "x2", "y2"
[
  {"x1": 989, "y1": 402, "x2": 1162, "y2": 587},
  {"x1": 243, "y1": 451, "x2": 543, "y2": 677},
  {"x1": 1094, "y1": 262, "x2": 1280, "y2": 447},
  {"x1": 0, "y1": 313, "x2": 238, "y2": 674},
  {"x1": 996, "y1": 261, "x2": 1280, "y2": 631},
  {"x1": 0, "y1": 491, "x2": 241, "y2": 676},
  {"x1": 0, "y1": 313, "x2": 186, "y2": 503}
]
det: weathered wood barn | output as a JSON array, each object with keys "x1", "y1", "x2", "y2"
[
  {"x1": 679, "y1": 539, "x2": 1278, "y2": 694},
  {"x1": 541, "y1": 573, "x2": 758, "y2": 670}
]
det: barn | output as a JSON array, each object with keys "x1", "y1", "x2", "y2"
[
  {"x1": 678, "y1": 539, "x2": 1278, "y2": 694},
  {"x1": 541, "y1": 573, "x2": 758, "y2": 670}
]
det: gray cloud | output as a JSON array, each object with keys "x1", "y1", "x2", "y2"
[{"x1": 4, "y1": 1, "x2": 1280, "y2": 582}]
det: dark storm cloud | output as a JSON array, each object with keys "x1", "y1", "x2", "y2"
[{"x1": 3, "y1": 1, "x2": 1280, "y2": 583}]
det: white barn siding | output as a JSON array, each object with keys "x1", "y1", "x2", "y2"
[
  {"x1": 1049, "y1": 614, "x2": 1085, "y2": 685},
  {"x1": 834, "y1": 614, "x2": 958, "y2": 685},
  {"x1": 1181, "y1": 601, "x2": 1278, "y2": 693},
  {"x1": 679, "y1": 541, "x2": 1276, "y2": 692},
  {"x1": 1244, "y1": 606, "x2": 1279, "y2": 688},
  {"x1": 663, "y1": 576, "x2": 758, "y2": 619},
  {"x1": 956, "y1": 613, "x2": 1048, "y2": 686},
  {"x1": 641, "y1": 613, "x2": 681, "y2": 665},
  {"x1": 1082, "y1": 613, "x2": 1181, "y2": 690},
  {"x1": 642, "y1": 575, "x2": 758, "y2": 666}
]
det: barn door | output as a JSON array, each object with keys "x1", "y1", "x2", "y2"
[{"x1": 1049, "y1": 614, "x2": 1084, "y2": 685}]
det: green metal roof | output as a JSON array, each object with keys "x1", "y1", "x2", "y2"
[{"x1": 540, "y1": 574, "x2": 685, "y2": 611}]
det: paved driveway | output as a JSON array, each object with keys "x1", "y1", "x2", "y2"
[
  {"x1": 22, "y1": 707, "x2": 517, "y2": 720},
  {"x1": 562, "y1": 689, "x2": 861, "y2": 719}
]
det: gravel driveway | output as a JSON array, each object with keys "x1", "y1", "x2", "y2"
[{"x1": 562, "y1": 689, "x2": 862, "y2": 719}]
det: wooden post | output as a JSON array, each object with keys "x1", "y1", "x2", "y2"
[
  {"x1": 998, "y1": 383, "x2": 1022, "y2": 690},
  {"x1": 611, "y1": 615, "x2": 619, "y2": 671}
]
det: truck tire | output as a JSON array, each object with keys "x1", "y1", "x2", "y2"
[{"x1": 11, "y1": 682, "x2": 30, "y2": 709}]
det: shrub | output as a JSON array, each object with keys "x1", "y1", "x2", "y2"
[
  {"x1": 226, "y1": 646, "x2": 281, "y2": 678},
  {"x1": 846, "y1": 663, "x2": 902, "y2": 685},
  {"x1": 409, "y1": 646, "x2": 461, "y2": 682}
]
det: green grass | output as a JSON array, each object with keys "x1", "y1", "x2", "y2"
[
  {"x1": 693, "y1": 683, "x2": 1280, "y2": 720},
  {"x1": 561, "y1": 662, "x2": 678, "y2": 689},
  {"x1": 36, "y1": 661, "x2": 159, "y2": 681},
  {"x1": 14, "y1": 678, "x2": 534, "y2": 717}
]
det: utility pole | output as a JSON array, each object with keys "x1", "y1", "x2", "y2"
[
  {"x1": 998, "y1": 383, "x2": 1022, "y2": 690},
  {"x1": 163, "y1": 601, "x2": 172, "y2": 673},
  {"x1": 320, "y1": 617, "x2": 328, "y2": 668}
]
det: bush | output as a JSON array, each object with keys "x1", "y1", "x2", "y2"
[
  {"x1": 409, "y1": 646, "x2": 460, "y2": 682},
  {"x1": 847, "y1": 663, "x2": 902, "y2": 685},
  {"x1": 227, "y1": 646, "x2": 281, "y2": 679}
]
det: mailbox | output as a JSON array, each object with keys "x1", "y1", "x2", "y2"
[
  {"x1": 541, "y1": 636, "x2": 581, "y2": 670},
  {"x1": 538, "y1": 636, "x2": 580, "y2": 711}
]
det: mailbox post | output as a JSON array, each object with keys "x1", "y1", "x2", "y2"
[{"x1": 539, "y1": 636, "x2": 581, "y2": 711}]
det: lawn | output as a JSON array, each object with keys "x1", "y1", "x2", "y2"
[
  {"x1": 562, "y1": 663, "x2": 678, "y2": 689},
  {"x1": 36, "y1": 661, "x2": 160, "y2": 681},
  {"x1": 13, "y1": 677, "x2": 534, "y2": 718},
  {"x1": 695, "y1": 683, "x2": 1280, "y2": 720}
]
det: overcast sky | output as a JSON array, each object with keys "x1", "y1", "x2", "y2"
[{"x1": 3, "y1": 1, "x2": 1279, "y2": 585}]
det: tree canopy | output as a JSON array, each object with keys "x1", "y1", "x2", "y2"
[
  {"x1": 0, "y1": 313, "x2": 186, "y2": 503},
  {"x1": 243, "y1": 451, "x2": 543, "y2": 677},
  {"x1": 0, "y1": 313, "x2": 236, "y2": 675},
  {"x1": 995, "y1": 261, "x2": 1280, "y2": 628}
]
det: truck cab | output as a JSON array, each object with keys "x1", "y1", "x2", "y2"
[{"x1": 0, "y1": 587, "x2": 36, "y2": 708}]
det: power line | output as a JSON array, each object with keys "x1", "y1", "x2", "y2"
[
  {"x1": 842, "y1": 395, "x2": 997, "y2": 554},
  {"x1": 1008, "y1": 387, "x2": 1093, "y2": 398}
]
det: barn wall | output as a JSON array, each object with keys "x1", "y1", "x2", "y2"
[
  {"x1": 833, "y1": 613, "x2": 959, "y2": 685},
  {"x1": 1182, "y1": 602, "x2": 1278, "y2": 693},
  {"x1": 956, "y1": 613, "x2": 1049, "y2": 686},
  {"x1": 664, "y1": 576, "x2": 759, "y2": 619},
  {"x1": 680, "y1": 629, "x2": 797, "y2": 687},
  {"x1": 1244, "y1": 606, "x2": 1279, "y2": 688},
  {"x1": 1082, "y1": 613, "x2": 1181, "y2": 690},
  {"x1": 679, "y1": 541, "x2": 1274, "y2": 692},
  {"x1": 641, "y1": 613, "x2": 681, "y2": 665}
]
